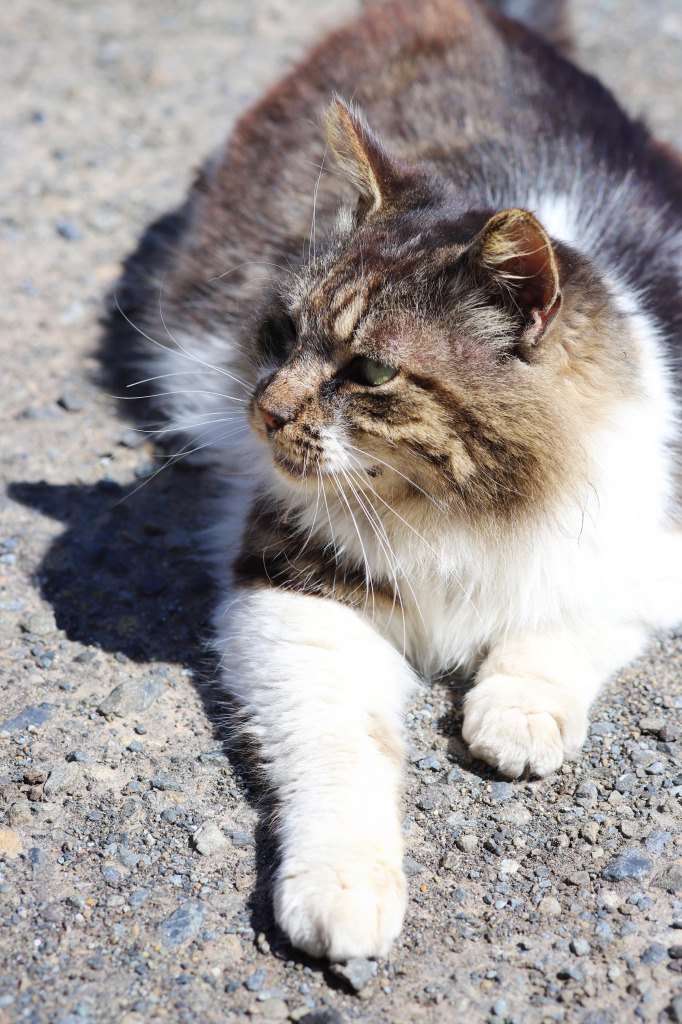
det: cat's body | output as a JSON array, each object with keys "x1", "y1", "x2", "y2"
[{"x1": 112, "y1": 0, "x2": 681, "y2": 960}]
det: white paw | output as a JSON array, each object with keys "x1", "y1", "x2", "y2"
[
  {"x1": 462, "y1": 674, "x2": 588, "y2": 778},
  {"x1": 273, "y1": 853, "x2": 406, "y2": 961}
]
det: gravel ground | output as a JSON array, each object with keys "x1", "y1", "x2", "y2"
[{"x1": 1, "y1": 2, "x2": 681, "y2": 1023}]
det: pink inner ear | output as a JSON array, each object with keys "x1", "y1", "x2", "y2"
[
  {"x1": 526, "y1": 292, "x2": 562, "y2": 346},
  {"x1": 503, "y1": 224, "x2": 558, "y2": 314}
]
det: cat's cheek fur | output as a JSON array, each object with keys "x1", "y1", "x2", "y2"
[{"x1": 215, "y1": 586, "x2": 416, "y2": 960}]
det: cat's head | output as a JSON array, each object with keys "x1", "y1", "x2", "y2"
[{"x1": 247, "y1": 100, "x2": 630, "y2": 519}]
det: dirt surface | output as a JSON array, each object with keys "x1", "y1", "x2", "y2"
[{"x1": 1, "y1": 2, "x2": 681, "y2": 1023}]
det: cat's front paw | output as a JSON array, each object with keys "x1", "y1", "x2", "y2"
[
  {"x1": 273, "y1": 852, "x2": 406, "y2": 961},
  {"x1": 462, "y1": 674, "x2": 588, "y2": 778}
]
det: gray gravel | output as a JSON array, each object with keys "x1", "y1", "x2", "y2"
[{"x1": 1, "y1": 1, "x2": 681, "y2": 1022}]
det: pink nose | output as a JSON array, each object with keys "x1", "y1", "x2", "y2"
[{"x1": 257, "y1": 401, "x2": 291, "y2": 431}]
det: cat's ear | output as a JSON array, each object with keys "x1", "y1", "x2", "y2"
[
  {"x1": 322, "y1": 99, "x2": 404, "y2": 214},
  {"x1": 474, "y1": 208, "x2": 562, "y2": 348}
]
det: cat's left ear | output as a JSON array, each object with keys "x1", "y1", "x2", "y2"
[
  {"x1": 474, "y1": 208, "x2": 562, "y2": 349},
  {"x1": 322, "y1": 99, "x2": 405, "y2": 215}
]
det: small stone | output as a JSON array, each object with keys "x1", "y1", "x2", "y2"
[
  {"x1": 417, "y1": 752, "x2": 442, "y2": 771},
  {"x1": 151, "y1": 775, "x2": 184, "y2": 792},
  {"x1": 55, "y1": 219, "x2": 83, "y2": 241},
  {"x1": 499, "y1": 859, "x2": 520, "y2": 875},
  {"x1": 1, "y1": 703, "x2": 54, "y2": 732},
  {"x1": 614, "y1": 773, "x2": 636, "y2": 794},
  {"x1": 638, "y1": 717, "x2": 665, "y2": 735},
  {"x1": 619, "y1": 820, "x2": 639, "y2": 839},
  {"x1": 581, "y1": 821, "x2": 600, "y2": 845},
  {"x1": 576, "y1": 779, "x2": 599, "y2": 801},
  {"x1": 538, "y1": 896, "x2": 562, "y2": 917},
  {"x1": 8, "y1": 802, "x2": 30, "y2": 826},
  {"x1": 245, "y1": 968, "x2": 266, "y2": 992},
  {"x1": 640, "y1": 943, "x2": 667, "y2": 965},
  {"x1": 646, "y1": 829, "x2": 672, "y2": 854},
  {"x1": 602, "y1": 849, "x2": 653, "y2": 883},
  {"x1": 456, "y1": 834, "x2": 478, "y2": 854},
  {"x1": 0, "y1": 828, "x2": 22, "y2": 859},
  {"x1": 490, "y1": 781, "x2": 512, "y2": 803},
  {"x1": 193, "y1": 822, "x2": 228, "y2": 856},
  {"x1": 653, "y1": 860, "x2": 682, "y2": 894},
  {"x1": 20, "y1": 611, "x2": 57, "y2": 636},
  {"x1": 669, "y1": 946, "x2": 682, "y2": 960},
  {"x1": 44, "y1": 762, "x2": 82, "y2": 796},
  {"x1": 491, "y1": 1000, "x2": 507, "y2": 1016},
  {"x1": 331, "y1": 958, "x2": 376, "y2": 992},
  {"x1": 570, "y1": 938, "x2": 590, "y2": 956},
  {"x1": 404, "y1": 857, "x2": 426, "y2": 877},
  {"x1": 98, "y1": 678, "x2": 165, "y2": 717},
  {"x1": 158, "y1": 900, "x2": 207, "y2": 947},
  {"x1": 66, "y1": 750, "x2": 92, "y2": 764}
]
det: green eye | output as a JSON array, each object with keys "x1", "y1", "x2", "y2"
[{"x1": 349, "y1": 356, "x2": 399, "y2": 387}]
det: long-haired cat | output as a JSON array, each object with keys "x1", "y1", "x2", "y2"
[{"x1": 110, "y1": 0, "x2": 681, "y2": 960}]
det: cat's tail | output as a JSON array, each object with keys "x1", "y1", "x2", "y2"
[{"x1": 484, "y1": 0, "x2": 571, "y2": 51}]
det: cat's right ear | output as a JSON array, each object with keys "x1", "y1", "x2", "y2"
[
  {"x1": 321, "y1": 99, "x2": 405, "y2": 215},
  {"x1": 471, "y1": 208, "x2": 562, "y2": 351}
]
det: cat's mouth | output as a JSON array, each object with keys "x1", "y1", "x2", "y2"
[{"x1": 270, "y1": 444, "x2": 327, "y2": 480}]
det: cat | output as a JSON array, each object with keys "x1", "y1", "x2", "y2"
[{"x1": 110, "y1": 0, "x2": 682, "y2": 961}]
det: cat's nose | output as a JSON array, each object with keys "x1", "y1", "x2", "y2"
[{"x1": 257, "y1": 400, "x2": 293, "y2": 432}]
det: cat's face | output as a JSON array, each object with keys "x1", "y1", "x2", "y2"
[{"x1": 246, "y1": 101, "x2": 623, "y2": 518}]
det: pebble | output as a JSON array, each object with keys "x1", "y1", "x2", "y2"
[
  {"x1": 404, "y1": 857, "x2": 426, "y2": 877},
  {"x1": 20, "y1": 610, "x2": 57, "y2": 636},
  {"x1": 576, "y1": 779, "x2": 599, "y2": 801},
  {"x1": 0, "y1": 828, "x2": 23, "y2": 859},
  {"x1": 570, "y1": 938, "x2": 590, "y2": 956},
  {"x1": 652, "y1": 861, "x2": 682, "y2": 894},
  {"x1": 637, "y1": 717, "x2": 665, "y2": 735},
  {"x1": 538, "y1": 897, "x2": 562, "y2": 917},
  {"x1": 245, "y1": 968, "x2": 266, "y2": 992},
  {"x1": 151, "y1": 775, "x2": 184, "y2": 792},
  {"x1": 490, "y1": 781, "x2": 513, "y2": 803},
  {"x1": 645, "y1": 829, "x2": 671, "y2": 854},
  {"x1": 43, "y1": 762, "x2": 82, "y2": 796},
  {"x1": 66, "y1": 750, "x2": 92, "y2": 764},
  {"x1": 670, "y1": 946, "x2": 682, "y2": 960},
  {"x1": 601, "y1": 849, "x2": 653, "y2": 882},
  {"x1": 98, "y1": 678, "x2": 165, "y2": 717},
  {"x1": 1, "y1": 703, "x2": 54, "y2": 732},
  {"x1": 193, "y1": 822, "x2": 228, "y2": 855},
  {"x1": 640, "y1": 943, "x2": 667, "y2": 965},
  {"x1": 158, "y1": 900, "x2": 207, "y2": 947},
  {"x1": 417, "y1": 752, "x2": 442, "y2": 771},
  {"x1": 55, "y1": 219, "x2": 83, "y2": 241},
  {"x1": 330, "y1": 958, "x2": 376, "y2": 993},
  {"x1": 456, "y1": 834, "x2": 478, "y2": 854}
]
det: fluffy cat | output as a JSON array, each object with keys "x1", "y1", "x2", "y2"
[{"x1": 111, "y1": 0, "x2": 681, "y2": 960}]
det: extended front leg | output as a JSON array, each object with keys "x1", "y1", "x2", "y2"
[
  {"x1": 462, "y1": 622, "x2": 647, "y2": 778},
  {"x1": 216, "y1": 586, "x2": 415, "y2": 961}
]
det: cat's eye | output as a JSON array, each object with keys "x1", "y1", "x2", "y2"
[{"x1": 347, "y1": 356, "x2": 399, "y2": 387}]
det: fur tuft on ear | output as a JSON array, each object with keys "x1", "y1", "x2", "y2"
[
  {"x1": 321, "y1": 98, "x2": 402, "y2": 213},
  {"x1": 476, "y1": 208, "x2": 562, "y2": 347}
]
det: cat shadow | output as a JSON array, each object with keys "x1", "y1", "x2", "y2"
[{"x1": 8, "y1": 465, "x2": 346, "y2": 977}]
